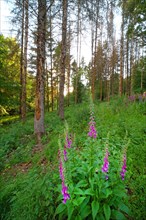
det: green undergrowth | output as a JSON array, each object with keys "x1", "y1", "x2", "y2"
[{"x1": 0, "y1": 98, "x2": 145, "y2": 219}]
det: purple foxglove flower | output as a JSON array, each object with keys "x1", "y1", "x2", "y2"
[
  {"x1": 88, "y1": 124, "x2": 97, "y2": 138},
  {"x1": 59, "y1": 160, "x2": 64, "y2": 181},
  {"x1": 88, "y1": 106, "x2": 97, "y2": 138},
  {"x1": 62, "y1": 182, "x2": 70, "y2": 204},
  {"x1": 102, "y1": 148, "x2": 109, "y2": 179},
  {"x1": 58, "y1": 149, "x2": 70, "y2": 203},
  {"x1": 120, "y1": 154, "x2": 127, "y2": 180},
  {"x1": 64, "y1": 148, "x2": 67, "y2": 161},
  {"x1": 66, "y1": 134, "x2": 72, "y2": 148}
]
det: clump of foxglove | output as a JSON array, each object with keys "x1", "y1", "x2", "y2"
[
  {"x1": 58, "y1": 149, "x2": 70, "y2": 203},
  {"x1": 88, "y1": 108, "x2": 97, "y2": 138},
  {"x1": 62, "y1": 182, "x2": 70, "y2": 204},
  {"x1": 63, "y1": 134, "x2": 72, "y2": 161},
  {"x1": 101, "y1": 148, "x2": 109, "y2": 180},
  {"x1": 63, "y1": 147, "x2": 67, "y2": 161},
  {"x1": 120, "y1": 153, "x2": 127, "y2": 180},
  {"x1": 66, "y1": 134, "x2": 72, "y2": 148}
]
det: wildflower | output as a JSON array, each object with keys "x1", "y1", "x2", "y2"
[
  {"x1": 63, "y1": 147, "x2": 67, "y2": 161},
  {"x1": 88, "y1": 115, "x2": 97, "y2": 138},
  {"x1": 59, "y1": 156, "x2": 64, "y2": 180},
  {"x1": 102, "y1": 148, "x2": 109, "y2": 179},
  {"x1": 58, "y1": 148, "x2": 70, "y2": 203},
  {"x1": 62, "y1": 182, "x2": 70, "y2": 204},
  {"x1": 66, "y1": 134, "x2": 72, "y2": 148},
  {"x1": 120, "y1": 154, "x2": 127, "y2": 180}
]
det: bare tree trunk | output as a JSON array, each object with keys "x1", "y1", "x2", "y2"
[
  {"x1": 20, "y1": 0, "x2": 29, "y2": 121},
  {"x1": 130, "y1": 38, "x2": 134, "y2": 95},
  {"x1": 141, "y1": 51, "x2": 144, "y2": 91},
  {"x1": 91, "y1": 1, "x2": 94, "y2": 101},
  {"x1": 67, "y1": 62, "x2": 70, "y2": 106},
  {"x1": 67, "y1": 23, "x2": 71, "y2": 107},
  {"x1": 20, "y1": 0, "x2": 25, "y2": 120},
  {"x1": 119, "y1": 5, "x2": 124, "y2": 96},
  {"x1": 50, "y1": 4, "x2": 54, "y2": 111},
  {"x1": 91, "y1": 0, "x2": 100, "y2": 102},
  {"x1": 23, "y1": 0, "x2": 28, "y2": 117},
  {"x1": 59, "y1": 0, "x2": 68, "y2": 120},
  {"x1": 126, "y1": 37, "x2": 129, "y2": 96},
  {"x1": 34, "y1": 0, "x2": 46, "y2": 144},
  {"x1": 75, "y1": 0, "x2": 81, "y2": 104},
  {"x1": 46, "y1": 63, "x2": 50, "y2": 111}
]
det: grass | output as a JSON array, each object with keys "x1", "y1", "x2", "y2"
[{"x1": 0, "y1": 98, "x2": 145, "y2": 219}]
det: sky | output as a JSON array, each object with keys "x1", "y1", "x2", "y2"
[{"x1": 0, "y1": 0, "x2": 14, "y2": 36}]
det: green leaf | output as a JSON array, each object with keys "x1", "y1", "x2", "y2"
[
  {"x1": 74, "y1": 187, "x2": 84, "y2": 195},
  {"x1": 103, "y1": 204, "x2": 111, "y2": 220},
  {"x1": 80, "y1": 196, "x2": 90, "y2": 213},
  {"x1": 91, "y1": 200, "x2": 99, "y2": 220},
  {"x1": 105, "y1": 188, "x2": 112, "y2": 198},
  {"x1": 76, "y1": 180, "x2": 88, "y2": 188},
  {"x1": 55, "y1": 203, "x2": 66, "y2": 215},
  {"x1": 89, "y1": 177, "x2": 94, "y2": 189},
  {"x1": 80, "y1": 205, "x2": 91, "y2": 219},
  {"x1": 113, "y1": 188, "x2": 126, "y2": 198},
  {"x1": 73, "y1": 196, "x2": 86, "y2": 206},
  {"x1": 119, "y1": 203, "x2": 131, "y2": 215},
  {"x1": 112, "y1": 210, "x2": 127, "y2": 220},
  {"x1": 67, "y1": 202, "x2": 74, "y2": 220},
  {"x1": 98, "y1": 213, "x2": 105, "y2": 220},
  {"x1": 75, "y1": 215, "x2": 82, "y2": 220},
  {"x1": 84, "y1": 188, "x2": 94, "y2": 196}
]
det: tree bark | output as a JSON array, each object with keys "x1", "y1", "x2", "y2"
[
  {"x1": 119, "y1": 4, "x2": 124, "y2": 96},
  {"x1": 130, "y1": 38, "x2": 134, "y2": 95},
  {"x1": 50, "y1": 4, "x2": 54, "y2": 111},
  {"x1": 67, "y1": 23, "x2": 71, "y2": 107},
  {"x1": 20, "y1": 0, "x2": 29, "y2": 121},
  {"x1": 58, "y1": 0, "x2": 68, "y2": 120},
  {"x1": 126, "y1": 37, "x2": 129, "y2": 96},
  {"x1": 20, "y1": 0, "x2": 25, "y2": 120},
  {"x1": 34, "y1": 0, "x2": 46, "y2": 144}
]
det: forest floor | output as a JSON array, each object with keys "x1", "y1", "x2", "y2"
[{"x1": 0, "y1": 97, "x2": 146, "y2": 220}]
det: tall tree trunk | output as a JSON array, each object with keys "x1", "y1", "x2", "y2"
[
  {"x1": 46, "y1": 64, "x2": 50, "y2": 111},
  {"x1": 119, "y1": 5, "x2": 124, "y2": 96},
  {"x1": 91, "y1": 1, "x2": 94, "y2": 101},
  {"x1": 50, "y1": 4, "x2": 54, "y2": 111},
  {"x1": 20, "y1": 0, "x2": 25, "y2": 120},
  {"x1": 34, "y1": 0, "x2": 46, "y2": 144},
  {"x1": 126, "y1": 37, "x2": 129, "y2": 96},
  {"x1": 141, "y1": 51, "x2": 144, "y2": 91},
  {"x1": 109, "y1": 2, "x2": 115, "y2": 98},
  {"x1": 75, "y1": 0, "x2": 81, "y2": 104},
  {"x1": 67, "y1": 22, "x2": 71, "y2": 107},
  {"x1": 91, "y1": 0, "x2": 99, "y2": 102},
  {"x1": 20, "y1": 0, "x2": 29, "y2": 121},
  {"x1": 67, "y1": 60, "x2": 70, "y2": 106},
  {"x1": 59, "y1": 0, "x2": 68, "y2": 120},
  {"x1": 130, "y1": 38, "x2": 134, "y2": 95},
  {"x1": 23, "y1": 0, "x2": 29, "y2": 117}
]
